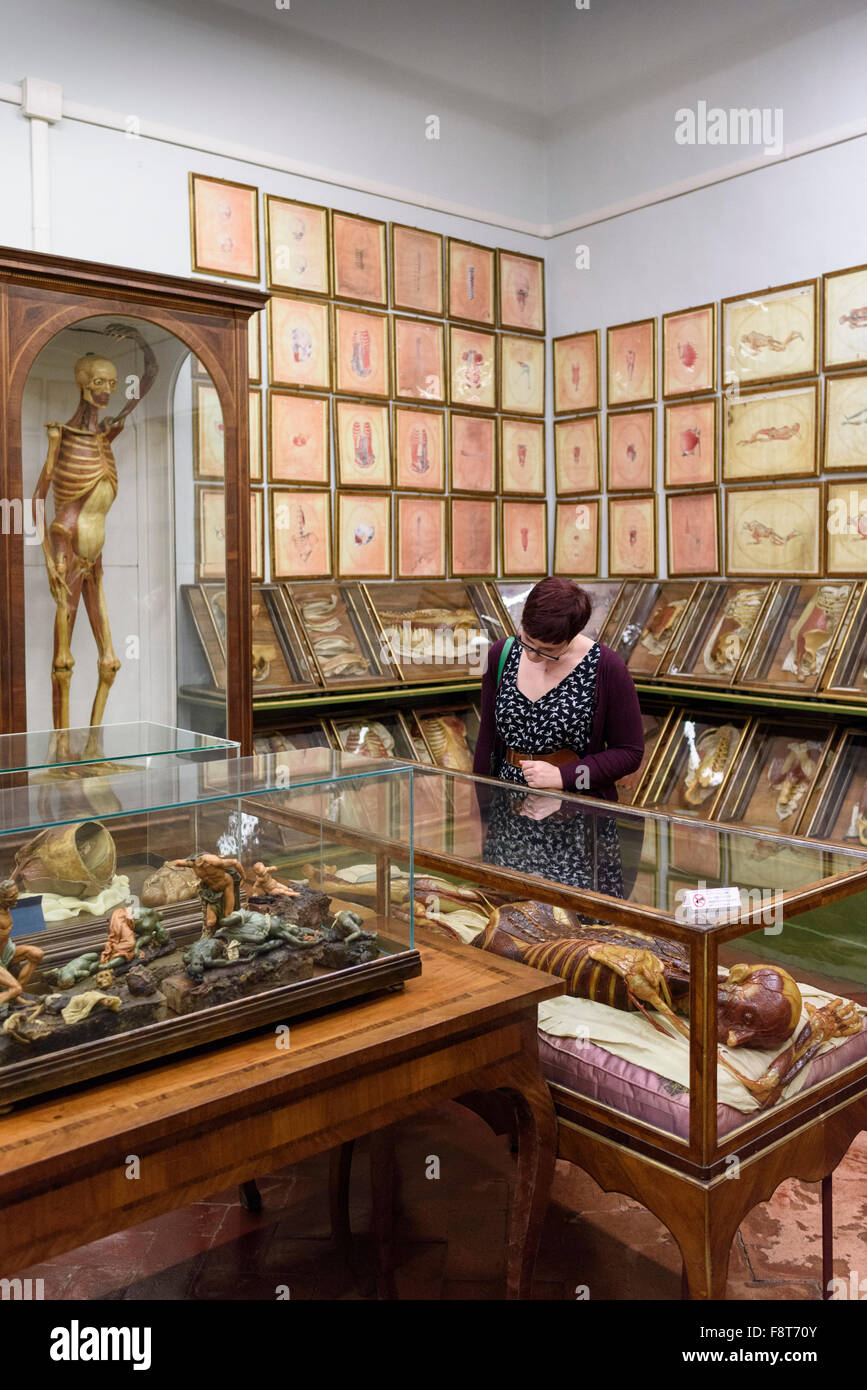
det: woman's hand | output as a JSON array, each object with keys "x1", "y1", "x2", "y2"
[
  {"x1": 521, "y1": 759, "x2": 564, "y2": 790},
  {"x1": 519, "y1": 793, "x2": 563, "y2": 821}
]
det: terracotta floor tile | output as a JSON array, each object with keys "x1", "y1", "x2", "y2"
[{"x1": 121, "y1": 1258, "x2": 204, "y2": 1301}]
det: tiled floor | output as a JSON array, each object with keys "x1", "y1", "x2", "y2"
[{"x1": 20, "y1": 1103, "x2": 867, "y2": 1300}]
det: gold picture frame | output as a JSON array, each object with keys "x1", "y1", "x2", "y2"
[
  {"x1": 264, "y1": 194, "x2": 330, "y2": 297},
  {"x1": 661, "y1": 302, "x2": 717, "y2": 398},
  {"x1": 394, "y1": 405, "x2": 446, "y2": 492},
  {"x1": 449, "y1": 497, "x2": 497, "y2": 579},
  {"x1": 193, "y1": 380, "x2": 224, "y2": 480},
  {"x1": 390, "y1": 223, "x2": 444, "y2": 317},
  {"x1": 825, "y1": 480, "x2": 867, "y2": 577},
  {"x1": 195, "y1": 486, "x2": 228, "y2": 581},
  {"x1": 248, "y1": 310, "x2": 262, "y2": 384},
  {"x1": 270, "y1": 488, "x2": 333, "y2": 581},
  {"x1": 607, "y1": 495, "x2": 658, "y2": 578},
  {"x1": 268, "y1": 390, "x2": 330, "y2": 486},
  {"x1": 268, "y1": 295, "x2": 330, "y2": 392},
  {"x1": 391, "y1": 315, "x2": 446, "y2": 404},
  {"x1": 497, "y1": 249, "x2": 545, "y2": 335},
  {"x1": 664, "y1": 397, "x2": 717, "y2": 488},
  {"x1": 334, "y1": 398, "x2": 391, "y2": 489},
  {"x1": 666, "y1": 490, "x2": 721, "y2": 577},
  {"x1": 607, "y1": 408, "x2": 656, "y2": 492},
  {"x1": 189, "y1": 172, "x2": 259, "y2": 282},
  {"x1": 332, "y1": 304, "x2": 390, "y2": 399},
  {"x1": 448, "y1": 324, "x2": 496, "y2": 410},
  {"x1": 500, "y1": 499, "x2": 548, "y2": 577},
  {"x1": 498, "y1": 333, "x2": 545, "y2": 415},
  {"x1": 722, "y1": 381, "x2": 819, "y2": 482},
  {"x1": 449, "y1": 412, "x2": 497, "y2": 493},
  {"x1": 396, "y1": 494, "x2": 448, "y2": 579},
  {"x1": 499, "y1": 417, "x2": 546, "y2": 496},
  {"x1": 553, "y1": 330, "x2": 600, "y2": 415},
  {"x1": 446, "y1": 238, "x2": 496, "y2": 325},
  {"x1": 606, "y1": 317, "x2": 656, "y2": 407},
  {"x1": 248, "y1": 388, "x2": 263, "y2": 483},
  {"x1": 823, "y1": 372, "x2": 867, "y2": 472},
  {"x1": 336, "y1": 491, "x2": 392, "y2": 579},
  {"x1": 725, "y1": 482, "x2": 822, "y2": 578},
  {"x1": 553, "y1": 498, "x2": 601, "y2": 577},
  {"x1": 823, "y1": 263, "x2": 867, "y2": 371},
  {"x1": 721, "y1": 278, "x2": 818, "y2": 389},
  {"x1": 250, "y1": 487, "x2": 265, "y2": 583},
  {"x1": 331, "y1": 208, "x2": 387, "y2": 307},
  {"x1": 554, "y1": 414, "x2": 601, "y2": 495}
]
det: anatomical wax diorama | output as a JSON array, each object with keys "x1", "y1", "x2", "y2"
[{"x1": 0, "y1": 0, "x2": 864, "y2": 1334}]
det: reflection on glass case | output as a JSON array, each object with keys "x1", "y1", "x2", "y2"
[
  {"x1": 715, "y1": 720, "x2": 835, "y2": 833},
  {"x1": 598, "y1": 580, "x2": 642, "y2": 646},
  {"x1": 664, "y1": 580, "x2": 771, "y2": 685},
  {"x1": 616, "y1": 703, "x2": 675, "y2": 805},
  {"x1": 821, "y1": 583, "x2": 867, "y2": 702},
  {"x1": 493, "y1": 581, "x2": 533, "y2": 635},
  {"x1": 739, "y1": 580, "x2": 856, "y2": 692},
  {"x1": 610, "y1": 581, "x2": 700, "y2": 677},
  {"x1": 800, "y1": 730, "x2": 867, "y2": 847},
  {"x1": 641, "y1": 711, "x2": 750, "y2": 820},
  {"x1": 365, "y1": 581, "x2": 489, "y2": 681},
  {"x1": 0, "y1": 755, "x2": 417, "y2": 1106},
  {"x1": 285, "y1": 582, "x2": 397, "y2": 686}
]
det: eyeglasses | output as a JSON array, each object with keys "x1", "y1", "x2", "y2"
[{"x1": 518, "y1": 636, "x2": 567, "y2": 663}]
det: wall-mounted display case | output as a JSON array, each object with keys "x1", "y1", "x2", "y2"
[{"x1": 738, "y1": 580, "x2": 857, "y2": 693}]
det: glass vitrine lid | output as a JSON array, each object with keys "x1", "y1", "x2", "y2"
[{"x1": 0, "y1": 722, "x2": 238, "y2": 774}]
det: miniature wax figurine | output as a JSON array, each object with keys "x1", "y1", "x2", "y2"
[
  {"x1": 33, "y1": 324, "x2": 158, "y2": 732},
  {"x1": 100, "y1": 900, "x2": 138, "y2": 966},
  {"x1": 170, "y1": 853, "x2": 246, "y2": 933},
  {"x1": 0, "y1": 879, "x2": 45, "y2": 1006},
  {"x1": 246, "y1": 862, "x2": 301, "y2": 898}
]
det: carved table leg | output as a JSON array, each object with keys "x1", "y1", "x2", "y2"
[
  {"x1": 498, "y1": 1055, "x2": 558, "y2": 1300},
  {"x1": 238, "y1": 1179, "x2": 262, "y2": 1214},
  {"x1": 369, "y1": 1126, "x2": 397, "y2": 1300},
  {"x1": 822, "y1": 1175, "x2": 833, "y2": 1300}
]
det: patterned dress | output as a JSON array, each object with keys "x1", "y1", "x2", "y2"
[{"x1": 483, "y1": 639, "x2": 624, "y2": 896}]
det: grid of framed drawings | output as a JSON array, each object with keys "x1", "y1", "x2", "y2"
[{"x1": 190, "y1": 172, "x2": 546, "y2": 581}]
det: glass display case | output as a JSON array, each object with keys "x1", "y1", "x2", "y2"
[
  {"x1": 184, "y1": 583, "x2": 319, "y2": 696},
  {"x1": 284, "y1": 581, "x2": 400, "y2": 687},
  {"x1": 738, "y1": 580, "x2": 857, "y2": 692},
  {"x1": 495, "y1": 579, "x2": 624, "y2": 644},
  {"x1": 411, "y1": 704, "x2": 480, "y2": 771},
  {"x1": 617, "y1": 702, "x2": 675, "y2": 806},
  {"x1": 663, "y1": 579, "x2": 772, "y2": 685},
  {"x1": 821, "y1": 583, "x2": 867, "y2": 703},
  {"x1": 0, "y1": 721, "x2": 237, "y2": 787},
  {"x1": 714, "y1": 718, "x2": 836, "y2": 834},
  {"x1": 639, "y1": 710, "x2": 751, "y2": 820},
  {"x1": 364, "y1": 580, "x2": 493, "y2": 682},
  {"x1": 799, "y1": 729, "x2": 867, "y2": 848},
  {"x1": 605, "y1": 580, "x2": 700, "y2": 678},
  {"x1": 0, "y1": 753, "x2": 417, "y2": 1107}
]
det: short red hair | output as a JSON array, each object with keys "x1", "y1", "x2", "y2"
[{"x1": 521, "y1": 577, "x2": 592, "y2": 645}]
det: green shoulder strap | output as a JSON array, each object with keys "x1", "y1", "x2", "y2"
[{"x1": 496, "y1": 636, "x2": 515, "y2": 688}]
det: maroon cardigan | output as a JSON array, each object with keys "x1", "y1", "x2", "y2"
[{"x1": 472, "y1": 637, "x2": 645, "y2": 803}]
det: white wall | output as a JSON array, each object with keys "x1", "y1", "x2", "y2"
[{"x1": 0, "y1": 103, "x2": 31, "y2": 248}]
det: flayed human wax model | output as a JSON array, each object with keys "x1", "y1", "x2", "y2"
[
  {"x1": 34, "y1": 324, "x2": 158, "y2": 731},
  {"x1": 246, "y1": 861, "x2": 302, "y2": 898},
  {"x1": 169, "y1": 852, "x2": 246, "y2": 934},
  {"x1": 0, "y1": 879, "x2": 44, "y2": 1007}
]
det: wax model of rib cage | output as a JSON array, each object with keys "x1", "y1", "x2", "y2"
[
  {"x1": 638, "y1": 597, "x2": 688, "y2": 657},
  {"x1": 475, "y1": 902, "x2": 862, "y2": 1108},
  {"x1": 340, "y1": 720, "x2": 395, "y2": 758},
  {"x1": 767, "y1": 740, "x2": 822, "y2": 821},
  {"x1": 419, "y1": 714, "x2": 473, "y2": 771},
  {"x1": 702, "y1": 588, "x2": 764, "y2": 675},
  {"x1": 34, "y1": 326, "x2": 159, "y2": 734},
  {"x1": 682, "y1": 722, "x2": 738, "y2": 806},
  {"x1": 781, "y1": 585, "x2": 850, "y2": 683}
]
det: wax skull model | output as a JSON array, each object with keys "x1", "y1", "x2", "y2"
[{"x1": 34, "y1": 324, "x2": 158, "y2": 731}]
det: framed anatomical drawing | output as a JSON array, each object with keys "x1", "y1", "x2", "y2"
[
  {"x1": 612, "y1": 580, "x2": 699, "y2": 676},
  {"x1": 823, "y1": 373, "x2": 867, "y2": 471},
  {"x1": 248, "y1": 311, "x2": 262, "y2": 383},
  {"x1": 333, "y1": 305, "x2": 390, "y2": 398},
  {"x1": 195, "y1": 487, "x2": 227, "y2": 580},
  {"x1": 554, "y1": 415, "x2": 601, "y2": 495},
  {"x1": 193, "y1": 381, "x2": 224, "y2": 479},
  {"x1": 396, "y1": 494, "x2": 447, "y2": 579},
  {"x1": 501, "y1": 500, "x2": 547, "y2": 577},
  {"x1": 499, "y1": 418, "x2": 545, "y2": 495},
  {"x1": 336, "y1": 491, "x2": 391, "y2": 579},
  {"x1": 497, "y1": 250, "x2": 545, "y2": 335},
  {"x1": 331, "y1": 209, "x2": 387, "y2": 307},
  {"x1": 725, "y1": 483, "x2": 822, "y2": 578},
  {"x1": 449, "y1": 325, "x2": 496, "y2": 410},
  {"x1": 249, "y1": 388, "x2": 263, "y2": 482},
  {"x1": 268, "y1": 391, "x2": 330, "y2": 485},
  {"x1": 722, "y1": 382, "x2": 819, "y2": 481},
  {"x1": 662, "y1": 302, "x2": 716, "y2": 398},
  {"x1": 392, "y1": 316, "x2": 446, "y2": 403},
  {"x1": 715, "y1": 720, "x2": 834, "y2": 835},
  {"x1": 264, "y1": 194, "x2": 330, "y2": 297},
  {"x1": 394, "y1": 406, "x2": 445, "y2": 491},
  {"x1": 738, "y1": 579, "x2": 856, "y2": 692},
  {"x1": 825, "y1": 480, "x2": 867, "y2": 576},
  {"x1": 607, "y1": 409, "x2": 655, "y2": 492},
  {"x1": 390, "y1": 224, "x2": 443, "y2": 317},
  {"x1": 800, "y1": 730, "x2": 867, "y2": 846},
  {"x1": 270, "y1": 489, "x2": 332, "y2": 580},
  {"x1": 721, "y1": 279, "x2": 818, "y2": 388},
  {"x1": 666, "y1": 490, "x2": 720, "y2": 577},
  {"x1": 664, "y1": 397, "x2": 717, "y2": 487},
  {"x1": 449, "y1": 412, "x2": 497, "y2": 493},
  {"x1": 608, "y1": 495, "x2": 657, "y2": 578},
  {"x1": 553, "y1": 331, "x2": 599, "y2": 414},
  {"x1": 606, "y1": 318, "x2": 655, "y2": 407},
  {"x1": 334, "y1": 399, "x2": 391, "y2": 488},
  {"x1": 189, "y1": 172, "x2": 259, "y2": 281},
  {"x1": 250, "y1": 488, "x2": 265, "y2": 583},
  {"x1": 553, "y1": 499, "x2": 600, "y2": 577},
  {"x1": 499, "y1": 334, "x2": 545, "y2": 415},
  {"x1": 450, "y1": 497, "x2": 497, "y2": 578},
  {"x1": 823, "y1": 263, "x2": 867, "y2": 371},
  {"x1": 268, "y1": 296, "x2": 330, "y2": 391},
  {"x1": 641, "y1": 711, "x2": 750, "y2": 820},
  {"x1": 446, "y1": 238, "x2": 496, "y2": 325},
  {"x1": 664, "y1": 580, "x2": 771, "y2": 685}
]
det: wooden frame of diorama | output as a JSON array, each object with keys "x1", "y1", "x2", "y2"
[
  {"x1": 408, "y1": 703, "x2": 482, "y2": 770},
  {"x1": 663, "y1": 396, "x2": 718, "y2": 488},
  {"x1": 189, "y1": 171, "x2": 260, "y2": 282},
  {"x1": 616, "y1": 580, "x2": 702, "y2": 678},
  {"x1": 267, "y1": 294, "x2": 331, "y2": 392},
  {"x1": 606, "y1": 408, "x2": 656, "y2": 493},
  {"x1": 281, "y1": 580, "x2": 400, "y2": 689},
  {"x1": 822, "y1": 262, "x2": 867, "y2": 372},
  {"x1": 666, "y1": 489, "x2": 722, "y2": 578},
  {"x1": 448, "y1": 411, "x2": 498, "y2": 493},
  {"x1": 823, "y1": 371, "x2": 867, "y2": 472},
  {"x1": 391, "y1": 314, "x2": 446, "y2": 404},
  {"x1": 498, "y1": 333, "x2": 545, "y2": 416},
  {"x1": 721, "y1": 278, "x2": 819, "y2": 390},
  {"x1": 332, "y1": 304, "x2": 390, "y2": 400},
  {"x1": 336, "y1": 490, "x2": 392, "y2": 580},
  {"x1": 552, "y1": 330, "x2": 600, "y2": 415},
  {"x1": 248, "y1": 582, "x2": 321, "y2": 693},
  {"x1": 553, "y1": 498, "x2": 601, "y2": 578},
  {"x1": 496, "y1": 248, "x2": 545, "y2": 336},
  {"x1": 661, "y1": 301, "x2": 717, "y2": 399},
  {"x1": 499, "y1": 415, "x2": 546, "y2": 496},
  {"x1": 724, "y1": 481, "x2": 823, "y2": 579},
  {"x1": 389, "y1": 222, "x2": 444, "y2": 317},
  {"x1": 607, "y1": 495, "x2": 658, "y2": 579},
  {"x1": 722, "y1": 380, "x2": 820, "y2": 484},
  {"x1": 499, "y1": 498, "x2": 548, "y2": 578},
  {"x1": 333, "y1": 397, "x2": 392, "y2": 489},
  {"x1": 445, "y1": 237, "x2": 497, "y2": 326},
  {"x1": 267, "y1": 389, "x2": 330, "y2": 486},
  {"x1": 606, "y1": 316, "x2": 656, "y2": 408},
  {"x1": 328, "y1": 709, "x2": 419, "y2": 762},
  {"x1": 554, "y1": 414, "x2": 601, "y2": 496},
  {"x1": 264, "y1": 193, "x2": 331, "y2": 298},
  {"x1": 395, "y1": 493, "x2": 448, "y2": 580},
  {"x1": 330, "y1": 207, "x2": 388, "y2": 308},
  {"x1": 449, "y1": 496, "x2": 498, "y2": 580},
  {"x1": 269, "y1": 487, "x2": 333, "y2": 582}
]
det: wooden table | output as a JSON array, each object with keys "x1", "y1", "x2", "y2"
[{"x1": 0, "y1": 938, "x2": 561, "y2": 1299}]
